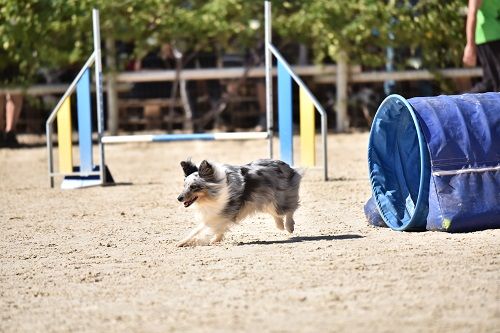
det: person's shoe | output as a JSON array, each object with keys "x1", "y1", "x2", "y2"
[
  {"x1": 5, "y1": 131, "x2": 20, "y2": 148},
  {"x1": 0, "y1": 131, "x2": 5, "y2": 148}
]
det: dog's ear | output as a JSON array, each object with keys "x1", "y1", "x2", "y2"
[
  {"x1": 180, "y1": 160, "x2": 198, "y2": 177},
  {"x1": 240, "y1": 166, "x2": 249, "y2": 176},
  {"x1": 198, "y1": 160, "x2": 215, "y2": 181}
]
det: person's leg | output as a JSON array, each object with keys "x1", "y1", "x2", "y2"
[
  {"x1": 6, "y1": 94, "x2": 22, "y2": 132},
  {"x1": 5, "y1": 93, "x2": 23, "y2": 146},
  {"x1": 471, "y1": 42, "x2": 497, "y2": 93},
  {"x1": 483, "y1": 40, "x2": 500, "y2": 92},
  {"x1": 0, "y1": 94, "x2": 5, "y2": 146}
]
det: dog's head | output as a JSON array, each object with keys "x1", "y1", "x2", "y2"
[{"x1": 177, "y1": 159, "x2": 218, "y2": 208}]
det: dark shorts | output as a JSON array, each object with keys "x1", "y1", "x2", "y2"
[{"x1": 471, "y1": 39, "x2": 500, "y2": 93}]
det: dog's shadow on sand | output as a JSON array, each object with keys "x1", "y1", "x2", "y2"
[{"x1": 237, "y1": 234, "x2": 364, "y2": 246}]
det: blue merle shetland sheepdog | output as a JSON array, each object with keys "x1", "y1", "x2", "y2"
[{"x1": 176, "y1": 159, "x2": 302, "y2": 246}]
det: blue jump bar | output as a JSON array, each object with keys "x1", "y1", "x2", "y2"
[
  {"x1": 101, "y1": 132, "x2": 269, "y2": 144},
  {"x1": 152, "y1": 133, "x2": 215, "y2": 142}
]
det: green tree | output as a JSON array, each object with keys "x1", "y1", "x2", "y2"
[
  {"x1": 0, "y1": 0, "x2": 264, "y2": 84},
  {"x1": 0, "y1": 0, "x2": 467, "y2": 85},
  {"x1": 276, "y1": 0, "x2": 466, "y2": 69}
]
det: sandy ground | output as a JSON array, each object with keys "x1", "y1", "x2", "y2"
[{"x1": 0, "y1": 132, "x2": 499, "y2": 333}]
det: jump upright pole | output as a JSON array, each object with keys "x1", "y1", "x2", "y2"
[
  {"x1": 264, "y1": 0, "x2": 274, "y2": 158},
  {"x1": 93, "y1": 9, "x2": 106, "y2": 184}
]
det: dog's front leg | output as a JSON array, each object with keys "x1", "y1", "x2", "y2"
[
  {"x1": 209, "y1": 233, "x2": 224, "y2": 245},
  {"x1": 177, "y1": 223, "x2": 206, "y2": 247}
]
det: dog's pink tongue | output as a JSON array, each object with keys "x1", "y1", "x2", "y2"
[{"x1": 183, "y1": 196, "x2": 197, "y2": 208}]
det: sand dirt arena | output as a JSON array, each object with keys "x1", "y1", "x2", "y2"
[{"x1": 0, "y1": 132, "x2": 499, "y2": 332}]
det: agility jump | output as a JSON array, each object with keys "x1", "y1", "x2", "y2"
[
  {"x1": 46, "y1": 2, "x2": 330, "y2": 188},
  {"x1": 46, "y1": 9, "x2": 108, "y2": 189}
]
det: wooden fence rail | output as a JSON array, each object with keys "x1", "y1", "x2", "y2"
[{"x1": 0, "y1": 66, "x2": 483, "y2": 132}]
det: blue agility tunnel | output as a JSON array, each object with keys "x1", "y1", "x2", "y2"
[{"x1": 366, "y1": 93, "x2": 500, "y2": 232}]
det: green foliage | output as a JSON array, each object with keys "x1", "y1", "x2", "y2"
[
  {"x1": 0, "y1": 0, "x2": 466, "y2": 85},
  {"x1": 277, "y1": 0, "x2": 466, "y2": 69}
]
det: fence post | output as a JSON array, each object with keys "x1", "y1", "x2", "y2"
[{"x1": 336, "y1": 51, "x2": 349, "y2": 132}]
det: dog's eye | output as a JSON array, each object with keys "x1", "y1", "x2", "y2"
[{"x1": 190, "y1": 185, "x2": 198, "y2": 191}]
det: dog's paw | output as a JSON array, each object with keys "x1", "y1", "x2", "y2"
[
  {"x1": 285, "y1": 215, "x2": 295, "y2": 233},
  {"x1": 176, "y1": 240, "x2": 193, "y2": 247},
  {"x1": 209, "y1": 234, "x2": 224, "y2": 245}
]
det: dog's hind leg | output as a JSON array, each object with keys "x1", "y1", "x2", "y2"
[
  {"x1": 285, "y1": 212, "x2": 295, "y2": 233},
  {"x1": 273, "y1": 215, "x2": 285, "y2": 230}
]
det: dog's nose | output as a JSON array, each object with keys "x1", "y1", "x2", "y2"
[{"x1": 177, "y1": 195, "x2": 184, "y2": 202}]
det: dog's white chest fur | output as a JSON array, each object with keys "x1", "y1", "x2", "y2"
[{"x1": 196, "y1": 184, "x2": 230, "y2": 228}]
